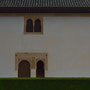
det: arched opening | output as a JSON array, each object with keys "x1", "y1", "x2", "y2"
[
  {"x1": 26, "y1": 19, "x2": 33, "y2": 32},
  {"x1": 18, "y1": 60, "x2": 30, "y2": 77},
  {"x1": 36, "y1": 60, "x2": 45, "y2": 77},
  {"x1": 34, "y1": 19, "x2": 41, "y2": 32}
]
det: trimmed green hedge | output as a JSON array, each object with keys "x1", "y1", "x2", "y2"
[{"x1": 0, "y1": 78, "x2": 90, "y2": 90}]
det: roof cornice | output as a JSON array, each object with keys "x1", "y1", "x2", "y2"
[{"x1": 0, "y1": 7, "x2": 90, "y2": 13}]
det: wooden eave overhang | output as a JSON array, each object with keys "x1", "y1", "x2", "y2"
[{"x1": 0, "y1": 7, "x2": 90, "y2": 13}]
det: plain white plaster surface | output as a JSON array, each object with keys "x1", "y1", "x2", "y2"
[{"x1": 0, "y1": 16, "x2": 90, "y2": 77}]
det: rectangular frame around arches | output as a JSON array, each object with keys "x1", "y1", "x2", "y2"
[
  {"x1": 15, "y1": 52, "x2": 48, "y2": 71},
  {"x1": 24, "y1": 16, "x2": 43, "y2": 34}
]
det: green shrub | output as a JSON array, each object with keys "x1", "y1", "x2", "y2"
[{"x1": 0, "y1": 78, "x2": 90, "y2": 90}]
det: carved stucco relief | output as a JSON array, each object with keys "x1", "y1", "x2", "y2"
[{"x1": 15, "y1": 52, "x2": 48, "y2": 71}]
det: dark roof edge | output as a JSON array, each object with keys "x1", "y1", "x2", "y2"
[{"x1": 0, "y1": 7, "x2": 90, "y2": 13}]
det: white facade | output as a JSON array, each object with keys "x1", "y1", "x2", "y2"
[{"x1": 0, "y1": 16, "x2": 90, "y2": 77}]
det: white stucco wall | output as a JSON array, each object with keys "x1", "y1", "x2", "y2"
[{"x1": 0, "y1": 16, "x2": 90, "y2": 77}]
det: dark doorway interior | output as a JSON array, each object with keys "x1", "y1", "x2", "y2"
[
  {"x1": 26, "y1": 19, "x2": 33, "y2": 32},
  {"x1": 36, "y1": 60, "x2": 45, "y2": 77},
  {"x1": 34, "y1": 19, "x2": 41, "y2": 32},
  {"x1": 18, "y1": 60, "x2": 30, "y2": 77}
]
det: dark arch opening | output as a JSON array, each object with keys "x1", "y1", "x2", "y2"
[
  {"x1": 34, "y1": 19, "x2": 41, "y2": 32},
  {"x1": 18, "y1": 60, "x2": 30, "y2": 77},
  {"x1": 36, "y1": 60, "x2": 45, "y2": 77},
  {"x1": 26, "y1": 19, "x2": 33, "y2": 32}
]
